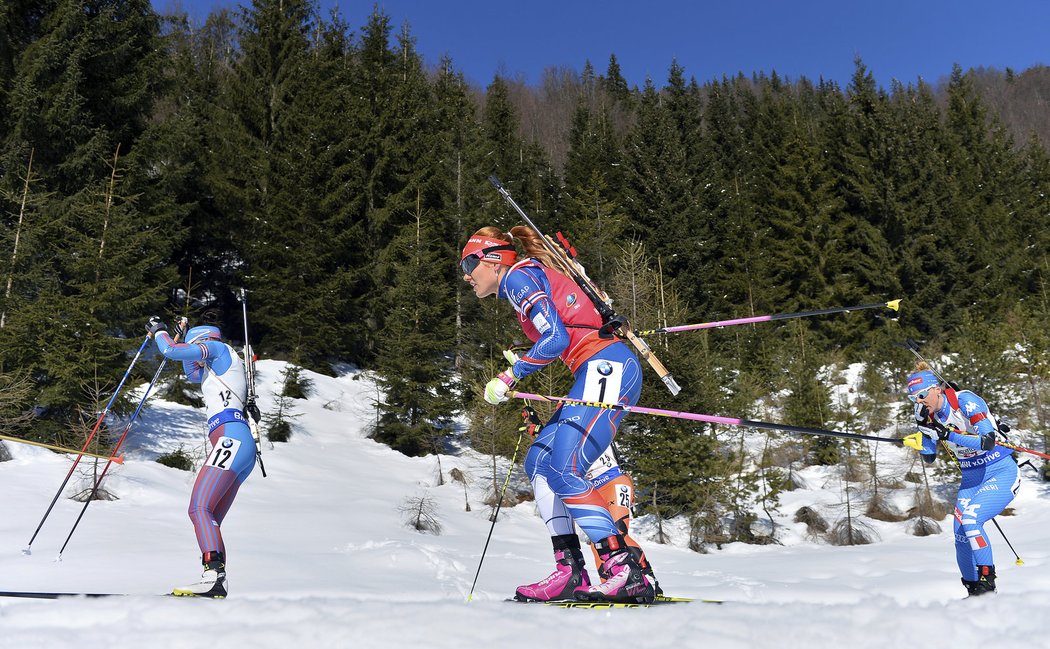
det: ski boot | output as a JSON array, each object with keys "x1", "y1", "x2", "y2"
[
  {"x1": 575, "y1": 534, "x2": 654, "y2": 604},
  {"x1": 514, "y1": 535, "x2": 590, "y2": 602},
  {"x1": 172, "y1": 550, "x2": 228, "y2": 598},
  {"x1": 964, "y1": 565, "x2": 996, "y2": 597},
  {"x1": 600, "y1": 545, "x2": 663, "y2": 598}
]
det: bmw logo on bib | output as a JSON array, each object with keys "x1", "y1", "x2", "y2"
[
  {"x1": 597, "y1": 361, "x2": 613, "y2": 376},
  {"x1": 222, "y1": 438, "x2": 235, "y2": 448}
]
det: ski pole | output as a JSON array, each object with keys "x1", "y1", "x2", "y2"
[
  {"x1": 489, "y1": 176, "x2": 681, "y2": 397},
  {"x1": 239, "y1": 288, "x2": 267, "y2": 477},
  {"x1": 466, "y1": 430, "x2": 526, "y2": 602},
  {"x1": 508, "y1": 391, "x2": 904, "y2": 444},
  {"x1": 0, "y1": 435, "x2": 124, "y2": 464},
  {"x1": 991, "y1": 518, "x2": 1024, "y2": 566},
  {"x1": 23, "y1": 335, "x2": 150, "y2": 555},
  {"x1": 635, "y1": 300, "x2": 901, "y2": 336},
  {"x1": 55, "y1": 331, "x2": 180, "y2": 560}
]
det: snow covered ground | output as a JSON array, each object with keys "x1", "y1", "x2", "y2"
[{"x1": 1, "y1": 361, "x2": 1047, "y2": 649}]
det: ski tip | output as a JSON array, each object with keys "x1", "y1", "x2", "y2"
[{"x1": 886, "y1": 299, "x2": 901, "y2": 311}]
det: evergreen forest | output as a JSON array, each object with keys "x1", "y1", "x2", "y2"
[{"x1": 2, "y1": 1, "x2": 1050, "y2": 544}]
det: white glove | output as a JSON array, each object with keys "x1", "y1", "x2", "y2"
[{"x1": 484, "y1": 370, "x2": 516, "y2": 405}]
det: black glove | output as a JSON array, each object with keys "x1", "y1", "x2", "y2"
[
  {"x1": 980, "y1": 433, "x2": 996, "y2": 451},
  {"x1": 146, "y1": 316, "x2": 167, "y2": 337},
  {"x1": 519, "y1": 405, "x2": 543, "y2": 437},
  {"x1": 916, "y1": 405, "x2": 950, "y2": 441},
  {"x1": 245, "y1": 398, "x2": 261, "y2": 424}
]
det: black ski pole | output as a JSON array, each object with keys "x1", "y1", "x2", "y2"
[
  {"x1": 991, "y1": 518, "x2": 1024, "y2": 566},
  {"x1": 466, "y1": 431, "x2": 525, "y2": 602}
]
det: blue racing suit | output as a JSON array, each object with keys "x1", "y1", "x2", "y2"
[{"x1": 916, "y1": 389, "x2": 1019, "y2": 580}]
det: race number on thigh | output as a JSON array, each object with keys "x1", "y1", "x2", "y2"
[
  {"x1": 206, "y1": 437, "x2": 243, "y2": 471},
  {"x1": 581, "y1": 359, "x2": 624, "y2": 404},
  {"x1": 615, "y1": 482, "x2": 632, "y2": 509}
]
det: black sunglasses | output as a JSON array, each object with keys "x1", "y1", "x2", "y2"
[{"x1": 460, "y1": 245, "x2": 515, "y2": 275}]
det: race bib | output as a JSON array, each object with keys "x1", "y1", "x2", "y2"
[
  {"x1": 581, "y1": 359, "x2": 624, "y2": 404},
  {"x1": 615, "y1": 483, "x2": 632, "y2": 509},
  {"x1": 205, "y1": 436, "x2": 243, "y2": 471}
]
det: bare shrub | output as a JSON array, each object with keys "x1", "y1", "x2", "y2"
[
  {"x1": 908, "y1": 488, "x2": 950, "y2": 520},
  {"x1": 794, "y1": 506, "x2": 829, "y2": 535},
  {"x1": 908, "y1": 517, "x2": 942, "y2": 537},
  {"x1": 764, "y1": 443, "x2": 806, "y2": 469},
  {"x1": 865, "y1": 493, "x2": 909, "y2": 523},
  {"x1": 827, "y1": 517, "x2": 879, "y2": 546},
  {"x1": 450, "y1": 467, "x2": 471, "y2": 512},
  {"x1": 399, "y1": 492, "x2": 442, "y2": 534}
]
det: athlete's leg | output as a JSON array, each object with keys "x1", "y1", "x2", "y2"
[
  {"x1": 187, "y1": 423, "x2": 256, "y2": 556},
  {"x1": 954, "y1": 460, "x2": 1019, "y2": 578}
]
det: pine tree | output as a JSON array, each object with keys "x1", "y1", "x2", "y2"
[
  {"x1": 154, "y1": 9, "x2": 244, "y2": 335},
  {"x1": 619, "y1": 78, "x2": 690, "y2": 267},
  {"x1": 372, "y1": 203, "x2": 457, "y2": 456}
]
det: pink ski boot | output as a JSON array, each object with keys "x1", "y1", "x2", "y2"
[
  {"x1": 514, "y1": 546, "x2": 590, "y2": 602},
  {"x1": 575, "y1": 534, "x2": 654, "y2": 604}
]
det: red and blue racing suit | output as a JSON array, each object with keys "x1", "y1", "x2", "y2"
[
  {"x1": 500, "y1": 259, "x2": 642, "y2": 543},
  {"x1": 154, "y1": 332, "x2": 256, "y2": 558}
]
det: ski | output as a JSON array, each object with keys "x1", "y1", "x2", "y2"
[
  {"x1": 0, "y1": 591, "x2": 127, "y2": 599},
  {"x1": 0, "y1": 590, "x2": 211, "y2": 599}
]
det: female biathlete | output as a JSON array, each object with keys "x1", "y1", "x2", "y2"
[
  {"x1": 461, "y1": 227, "x2": 654, "y2": 604},
  {"x1": 148, "y1": 317, "x2": 257, "y2": 598}
]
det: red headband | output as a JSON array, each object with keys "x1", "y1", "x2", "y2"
[{"x1": 460, "y1": 236, "x2": 517, "y2": 266}]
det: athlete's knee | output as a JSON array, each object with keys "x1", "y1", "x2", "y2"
[{"x1": 547, "y1": 472, "x2": 590, "y2": 500}]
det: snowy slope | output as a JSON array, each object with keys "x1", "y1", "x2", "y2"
[{"x1": 1, "y1": 361, "x2": 1048, "y2": 649}]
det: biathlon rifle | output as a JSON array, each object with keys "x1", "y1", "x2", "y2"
[
  {"x1": 488, "y1": 176, "x2": 681, "y2": 396},
  {"x1": 240, "y1": 288, "x2": 267, "y2": 478}
]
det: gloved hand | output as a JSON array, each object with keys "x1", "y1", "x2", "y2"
[
  {"x1": 902, "y1": 432, "x2": 925, "y2": 451},
  {"x1": 245, "y1": 398, "x2": 261, "y2": 424},
  {"x1": 146, "y1": 316, "x2": 167, "y2": 337},
  {"x1": 915, "y1": 404, "x2": 949, "y2": 441},
  {"x1": 519, "y1": 405, "x2": 543, "y2": 436},
  {"x1": 484, "y1": 370, "x2": 516, "y2": 405}
]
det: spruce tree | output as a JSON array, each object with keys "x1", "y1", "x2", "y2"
[
  {"x1": 0, "y1": 0, "x2": 174, "y2": 440},
  {"x1": 372, "y1": 197, "x2": 458, "y2": 456}
]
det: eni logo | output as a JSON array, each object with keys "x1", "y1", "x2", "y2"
[{"x1": 566, "y1": 293, "x2": 578, "y2": 307}]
